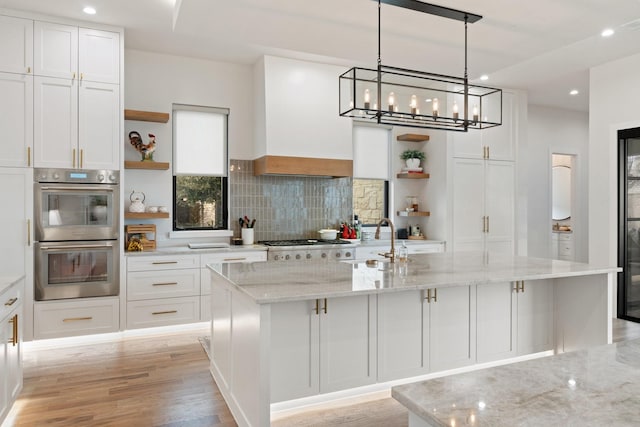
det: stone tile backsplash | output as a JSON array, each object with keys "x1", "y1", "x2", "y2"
[{"x1": 229, "y1": 160, "x2": 353, "y2": 241}]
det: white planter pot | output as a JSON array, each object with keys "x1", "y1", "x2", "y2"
[{"x1": 405, "y1": 158, "x2": 421, "y2": 169}]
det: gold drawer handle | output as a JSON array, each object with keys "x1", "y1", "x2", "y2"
[
  {"x1": 152, "y1": 310, "x2": 178, "y2": 316},
  {"x1": 4, "y1": 297, "x2": 18, "y2": 307},
  {"x1": 152, "y1": 261, "x2": 179, "y2": 265},
  {"x1": 223, "y1": 257, "x2": 247, "y2": 262},
  {"x1": 152, "y1": 282, "x2": 178, "y2": 286},
  {"x1": 8, "y1": 314, "x2": 18, "y2": 346},
  {"x1": 63, "y1": 316, "x2": 93, "y2": 322}
]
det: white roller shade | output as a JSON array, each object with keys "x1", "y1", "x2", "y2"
[
  {"x1": 353, "y1": 125, "x2": 390, "y2": 179},
  {"x1": 173, "y1": 106, "x2": 228, "y2": 176}
]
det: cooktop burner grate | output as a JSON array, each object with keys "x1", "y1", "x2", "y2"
[{"x1": 260, "y1": 239, "x2": 350, "y2": 247}]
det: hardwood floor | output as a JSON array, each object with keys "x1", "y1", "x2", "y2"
[{"x1": 8, "y1": 319, "x2": 640, "y2": 427}]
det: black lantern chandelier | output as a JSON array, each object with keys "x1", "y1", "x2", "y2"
[{"x1": 339, "y1": 0, "x2": 502, "y2": 132}]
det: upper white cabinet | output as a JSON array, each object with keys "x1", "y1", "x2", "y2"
[
  {"x1": 450, "y1": 91, "x2": 515, "y2": 161},
  {"x1": 0, "y1": 72, "x2": 33, "y2": 167},
  {"x1": 34, "y1": 22, "x2": 119, "y2": 84},
  {"x1": 32, "y1": 21, "x2": 121, "y2": 170},
  {"x1": 0, "y1": 15, "x2": 33, "y2": 75}
]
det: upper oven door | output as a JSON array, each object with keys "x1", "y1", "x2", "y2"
[{"x1": 34, "y1": 183, "x2": 119, "y2": 241}]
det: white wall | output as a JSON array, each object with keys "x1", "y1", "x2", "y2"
[
  {"x1": 124, "y1": 49, "x2": 254, "y2": 241},
  {"x1": 527, "y1": 105, "x2": 588, "y2": 261}
]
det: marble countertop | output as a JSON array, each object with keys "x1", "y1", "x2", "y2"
[
  {"x1": 392, "y1": 337, "x2": 640, "y2": 426},
  {"x1": 211, "y1": 252, "x2": 619, "y2": 304},
  {"x1": 0, "y1": 275, "x2": 24, "y2": 295}
]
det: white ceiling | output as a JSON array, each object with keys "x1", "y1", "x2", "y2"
[{"x1": 4, "y1": 0, "x2": 640, "y2": 112}]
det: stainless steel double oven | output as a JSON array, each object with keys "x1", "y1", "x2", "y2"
[{"x1": 34, "y1": 168, "x2": 120, "y2": 301}]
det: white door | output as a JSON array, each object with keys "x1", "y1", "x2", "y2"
[
  {"x1": 377, "y1": 290, "x2": 429, "y2": 381},
  {"x1": 34, "y1": 21, "x2": 78, "y2": 79},
  {"x1": 476, "y1": 282, "x2": 517, "y2": 362},
  {"x1": 78, "y1": 28, "x2": 120, "y2": 84},
  {"x1": 429, "y1": 285, "x2": 476, "y2": 372},
  {"x1": 6, "y1": 304, "x2": 23, "y2": 402},
  {"x1": 34, "y1": 76, "x2": 78, "y2": 168},
  {"x1": 485, "y1": 160, "x2": 515, "y2": 254},
  {"x1": 270, "y1": 300, "x2": 320, "y2": 402},
  {"x1": 0, "y1": 168, "x2": 32, "y2": 278},
  {"x1": 0, "y1": 16, "x2": 33, "y2": 75},
  {"x1": 517, "y1": 279, "x2": 554, "y2": 355},
  {"x1": 483, "y1": 92, "x2": 514, "y2": 161},
  {"x1": 78, "y1": 81, "x2": 119, "y2": 170},
  {"x1": 0, "y1": 72, "x2": 33, "y2": 167},
  {"x1": 452, "y1": 158, "x2": 485, "y2": 252},
  {"x1": 319, "y1": 295, "x2": 376, "y2": 393}
]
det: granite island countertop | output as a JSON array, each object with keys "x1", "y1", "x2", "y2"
[
  {"x1": 210, "y1": 252, "x2": 619, "y2": 304},
  {"x1": 392, "y1": 337, "x2": 640, "y2": 427}
]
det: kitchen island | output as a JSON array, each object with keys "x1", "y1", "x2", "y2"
[{"x1": 207, "y1": 252, "x2": 619, "y2": 427}]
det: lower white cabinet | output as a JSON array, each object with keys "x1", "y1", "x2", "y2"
[
  {"x1": 270, "y1": 294, "x2": 377, "y2": 402},
  {"x1": 377, "y1": 285, "x2": 475, "y2": 381},
  {"x1": 126, "y1": 296, "x2": 200, "y2": 329},
  {"x1": 34, "y1": 297, "x2": 119, "y2": 339},
  {"x1": 552, "y1": 232, "x2": 574, "y2": 261},
  {"x1": 476, "y1": 279, "x2": 553, "y2": 362},
  {"x1": 0, "y1": 278, "x2": 23, "y2": 426}
]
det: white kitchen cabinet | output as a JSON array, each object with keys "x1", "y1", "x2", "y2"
[
  {"x1": 210, "y1": 278, "x2": 232, "y2": 390},
  {"x1": 33, "y1": 297, "x2": 119, "y2": 339},
  {"x1": 0, "y1": 277, "x2": 23, "y2": 426},
  {"x1": 377, "y1": 285, "x2": 475, "y2": 380},
  {"x1": 0, "y1": 15, "x2": 33, "y2": 75},
  {"x1": 450, "y1": 91, "x2": 515, "y2": 161},
  {"x1": 552, "y1": 232, "x2": 574, "y2": 261},
  {"x1": 452, "y1": 158, "x2": 515, "y2": 253},
  {"x1": 0, "y1": 168, "x2": 33, "y2": 281},
  {"x1": 0, "y1": 72, "x2": 33, "y2": 167},
  {"x1": 34, "y1": 22, "x2": 119, "y2": 84},
  {"x1": 270, "y1": 294, "x2": 376, "y2": 402},
  {"x1": 78, "y1": 81, "x2": 120, "y2": 169},
  {"x1": 200, "y1": 251, "x2": 267, "y2": 321},
  {"x1": 476, "y1": 279, "x2": 553, "y2": 362}
]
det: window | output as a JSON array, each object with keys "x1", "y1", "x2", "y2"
[
  {"x1": 352, "y1": 124, "x2": 390, "y2": 225},
  {"x1": 172, "y1": 105, "x2": 229, "y2": 231}
]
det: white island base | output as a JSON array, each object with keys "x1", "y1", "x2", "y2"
[{"x1": 207, "y1": 253, "x2": 618, "y2": 427}]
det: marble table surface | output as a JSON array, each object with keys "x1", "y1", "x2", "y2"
[
  {"x1": 392, "y1": 337, "x2": 640, "y2": 427},
  {"x1": 210, "y1": 252, "x2": 619, "y2": 304}
]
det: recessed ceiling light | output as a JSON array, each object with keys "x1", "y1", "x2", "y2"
[
  {"x1": 601, "y1": 28, "x2": 614, "y2": 37},
  {"x1": 569, "y1": 89, "x2": 579, "y2": 96},
  {"x1": 83, "y1": 6, "x2": 96, "y2": 15},
  {"x1": 479, "y1": 74, "x2": 489, "y2": 81}
]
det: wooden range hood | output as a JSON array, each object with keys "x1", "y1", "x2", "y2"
[{"x1": 253, "y1": 155, "x2": 353, "y2": 178}]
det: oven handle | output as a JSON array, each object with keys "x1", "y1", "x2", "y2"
[
  {"x1": 39, "y1": 244, "x2": 113, "y2": 250},
  {"x1": 39, "y1": 185, "x2": 115, "y2": 192}
]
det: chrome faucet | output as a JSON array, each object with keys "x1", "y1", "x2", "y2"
[{"x1": 375, "y1": 218, "x2": 395, "y2": 263}]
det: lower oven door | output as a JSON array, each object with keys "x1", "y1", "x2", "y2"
[{"x1": 35, "y1": 240, "x2": 119, "y2": 301}]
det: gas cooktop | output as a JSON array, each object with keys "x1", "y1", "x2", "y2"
[{"x1": 260, "y1": 239, "x2": 350, "y2": 247}]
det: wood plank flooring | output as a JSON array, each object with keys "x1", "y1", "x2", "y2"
[{"x1": 8, "y1": 319, "x2": 640, "y2": 427}]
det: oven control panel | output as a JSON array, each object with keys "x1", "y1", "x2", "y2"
[
  {"x1": 268, "y1": 248, "x2": 354, "y2": 262},
  {"x1": 35, "y1": 168, "x2": 119, "y2": 184}
]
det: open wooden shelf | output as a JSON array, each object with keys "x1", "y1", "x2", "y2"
[
  {"x1": 397, "y1": 211, "x2": 431, "y2": 217},
  {"x1": 124, "y1": 212, "x2": 169, "y2": 219},
  {"x1": 397, "y1": 173, "x2": 430, "y2": 179},
  {"x1": 124, "y1": 109, "x2": 170, "y2": 123},
  {"x1": 397, "y1": 133, "x2": 430, "y2": 142},
  {"x1": 124, "y1": 160, "x2": 170, "y2": 170}
]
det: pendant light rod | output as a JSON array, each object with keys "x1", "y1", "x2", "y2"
[{"x1": 374, "y1": 0, "x2": 482, "y2": 23}]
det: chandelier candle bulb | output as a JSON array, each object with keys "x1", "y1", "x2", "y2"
[
  {"x1": 364, "y1": 89, "x2": 371, "y2": 109},
  {"x1": 388, "y1": 92, "x2": 395, "y2": 112},
  {"x1": 410, "y1": 95, "x2": 418, "y2": 115},
  {"x1": 432, "y1": 98, "x2": 439, "y2": 119},
  {"x1": 473, "y1": 105, "x2": 479, "y2": 123},
  {"x1": 452, "y1": 101, "x2": 459, "y2": 121}
]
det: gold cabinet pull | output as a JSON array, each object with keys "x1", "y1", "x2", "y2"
[
  {"x1": 72, "y1": 72, "x2": 76, "y2": 79},
  {"x1": 152, "y1": 261, "x2": 179, "y2": 265},
  {"x1": 27, "y1": 146, "x2": 31, "y2": 166},
  {"x1": 72, "y1": 148, "x2": 76, "y2": 168},
  {"x1": 80, "y1": 149, "x2": 84, "y2": 168},
  {"x1": 432, "y1": 288, "x2": 438, "y2": 303},
  {"x1": 152, "y1": 310, "x2": 178, "y2": 316},
  {"x1": 80, "y1": 72, "x2": 83, "y2": 80},
  {"x1": 8, "y1": 315, "x2": 18, "y2": 346},
  {"x1": 4, "y1": 297, "x2": 18, "y2": 306},
  {"x1": 486, "y1": 216, "x2": 489, "y2": 233},
  {"x1": 520, "y1": 281, "x2": 525, "y2": 293},
  {"x1": 323, "y1": 298, "x2": 328, "y2": 314},
  {"x1": 27, "y1": 66, "x2": 31, "y2": 73},
  {"x1": 152, "y1": 282, "x2": 178, "y2": 286},
  {"x1": 63, "y1": 316, "x2": 92, "y2": 322},
  {"x1": 482, "y1": 216, "x2": 487, "y2": 233},
  {"x1": 27, "y1": 219, "x2": 31, "y2": 246},
  {"x1": 513, "y1": 282, "x2": 519, "y2": 293},
  {"x1": 486, "y1": 146, "x2": 490, "y2": 159},
  {"x1": 223, "y1": 257, "x2": 247, "y2": 262},
  {"x1": 314, "y1": 299, "x2": 320, "y2": 315},
  {"x1": 425, "y1": 289, "x2": 431, "y2": 303}
]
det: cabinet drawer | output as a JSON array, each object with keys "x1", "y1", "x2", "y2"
[
  {"x1": 126, "y1": 296, "x2": 200, "y2": 329},
  {"x1": 409, "y1": 244, "x2": 444, "y2": 254},
  {"x1": 558, "y1": 233, "x2": 573, "y2": 242},
  {"x1": 559, "y1": 243, "x2": 574, "y2": 256},
  {"x1": 200, "y1": 251, "x2": 267, "y2": 266},
  {"x1": 127, "y1": 269, "x2": 200, "y2": 301},
  {"x1": 34, "y1": 297, "x2": 119, "y2": 339},
  {"x1": 0, "y1": 281, "x2": 22, "y2": 321},
  {"x1": 127, "y1": 254, "x2": 199, "y2": 272}
]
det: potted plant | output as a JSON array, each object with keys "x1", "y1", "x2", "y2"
[{"x1": 400, "y1": 149, "x2": 426, "y2": 169}]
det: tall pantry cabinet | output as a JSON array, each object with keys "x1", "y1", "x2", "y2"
[{"x1": 449, "y1": 91, "x2": 518, "y2": 254}]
